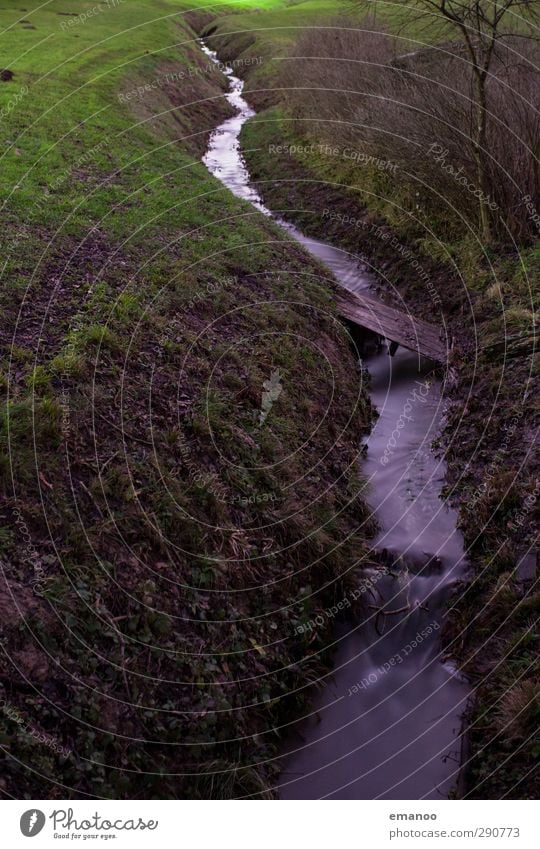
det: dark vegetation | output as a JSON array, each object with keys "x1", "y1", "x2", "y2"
[{"x1": 283, "y1": 23, "x2": 540, "y2": 242}]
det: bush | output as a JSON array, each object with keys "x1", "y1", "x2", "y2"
[{"x1": 281, "y1": 19, "x2": 540, "y2": 243}]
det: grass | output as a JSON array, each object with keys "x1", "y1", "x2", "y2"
[
  {"x1": 0, "y1": 0, "x2": 377, "y2": 799},
  {"x1": 199, "y1": 0, "x2": 452, "y2": 84}
]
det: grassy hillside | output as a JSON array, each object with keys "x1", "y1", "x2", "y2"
[{"x1": 0, "y1": 1, "x2": 374, "y2": 798}]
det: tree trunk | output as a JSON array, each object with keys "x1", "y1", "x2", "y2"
[{"x1": 474, "y1": 72, "x2": 492, "y2": 244}]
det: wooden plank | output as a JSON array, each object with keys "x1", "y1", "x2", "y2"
[{"x1": 337, "y1": 289, "x2": 447, "y2": 364}]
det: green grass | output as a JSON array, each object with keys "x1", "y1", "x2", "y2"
[
  {"x1": 0, "y1": 0, "x2": 376, "y2": 799},
  {"x1": 199, "y1": 0, "x2": 449, "y2": 70}
]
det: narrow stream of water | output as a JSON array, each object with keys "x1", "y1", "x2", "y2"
[{"x1": 200, "y1": 40, "x2": 469, "y2": 800}]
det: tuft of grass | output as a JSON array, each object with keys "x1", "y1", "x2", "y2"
[
  {"x1": 494, "y1": 680, "x2": 540, "y2": 742},
  {"x1": 69, "y1": 324, "x2": 120, "y2": 352}
]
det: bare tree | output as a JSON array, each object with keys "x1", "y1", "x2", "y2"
[{"x1": 363, "y1": 0, "x2": 540, "y2": 242}]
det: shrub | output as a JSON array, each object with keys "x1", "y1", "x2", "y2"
[{"x1": 281, "y1": 19, "x2": 540, "y2": 243}]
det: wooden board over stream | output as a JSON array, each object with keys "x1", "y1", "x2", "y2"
[{"x1": 337, "y1": 289, "x2": 448, "y2": 364}]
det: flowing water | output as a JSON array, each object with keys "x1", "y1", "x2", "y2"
[{"x1": 200, "y1": 40, "x2": 469, "y2": 800}]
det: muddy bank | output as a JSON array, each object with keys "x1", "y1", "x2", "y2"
[{"x1": 240, "y1": 111, "x2": 467, "y2": 330}]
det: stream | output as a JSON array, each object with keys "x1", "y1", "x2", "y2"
[{"x1": 199, "y1": 40, "x2": 469, "y2": 800}]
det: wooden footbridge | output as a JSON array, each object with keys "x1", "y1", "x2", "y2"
[{"x1": 337, "y1": 289, "x2": 448, "y2": 364}]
